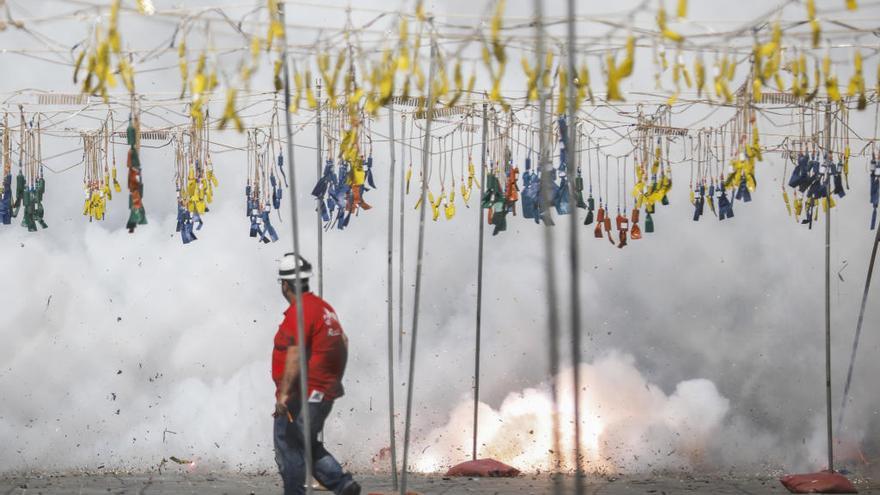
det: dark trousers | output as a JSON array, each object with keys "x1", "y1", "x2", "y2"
[{"x1": 274, "y1": 399, "x2": 353, "y2": 495}]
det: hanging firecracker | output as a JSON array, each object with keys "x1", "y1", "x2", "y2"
[
  {"x1": 14, "y1": 112, "x2": 48, "y2": 232},
  {"x1": 0, "y1": 113, "x2": 12, "y2": 225},
  {"x1": 174, "y1": 110, "x2": 219, "y2": 244},
  {"x1": 125, "y1": 110, "x2": 147, "y2": 233},
  {"x1": 245, "y1": 129, "x2": 282, "y2": 242},
  {"x1": 870, "y1": 152, "x2": 878, "y2": 230}
]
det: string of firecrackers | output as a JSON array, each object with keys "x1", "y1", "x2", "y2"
[
  {"x1": 174, "y1": 115, "x2": 220, "y2": 244},
  {"x1": 303, "y1": 0, "x2": 477, "y2": 229},
  {"x1": 403, "y1": 115, "x2": 482, "y2": 222},
  {"x1": 0, "y1": 113, "x2": 14, "y2": 224},
  {"x1": 245, "y1": 122, "x2": 285, "y2": 242},
  {"x1": 5, "y1": 112, "x2": 49, "y2": 232},
  {"x1": 781, "y1": 104, "x2": 853, "y2": 229},
  {"x1": 312, "y1": 118, "x2": 374, "y2": 231},
  {"x1": 723, "y1": 113, "x2": 760, "y2": 205},
  {"x1": 630, "y1": 139, "x2": 673, "y2": 235},
  {"x1": 66, "y1": 0, "x2": 873, "y2": 132},
  {"x1": 72, "y1": 0, "x2": 136, "y2": 101},
  {"x1": 178, "y1": 36, "x2": 219, "y2": 131},
  {"x1": 80, "y1": 121, "x2": 122, "y2": 222},
  {"x1": 482, "y1": 0, "x2": 509, "y2": 111},
  {"x1": 125, "y1": 108, "x2": 147, "y2": 233},
  {"x1": 31, "y1": 0, "x2": 880, "y2": 239}
]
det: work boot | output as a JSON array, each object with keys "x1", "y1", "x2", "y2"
[{"x1": 340, "y1": 480, "x2": 361, "y2": 495}]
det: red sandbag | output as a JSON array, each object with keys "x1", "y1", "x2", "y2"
[
  {"x1": 780, "y1": 471, "x2": 857, "y2": 493},
  {"x1": 446, "y1": 458, "x2": 520, "y2": 478}
]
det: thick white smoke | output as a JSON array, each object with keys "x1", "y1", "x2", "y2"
[{"x1": 412, "y1": 352, "x2": 731, "y2": 474}]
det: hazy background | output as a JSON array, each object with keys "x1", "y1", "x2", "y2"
[{"x1": 1, "y1": 0, "x2": 879, "y2": 476}]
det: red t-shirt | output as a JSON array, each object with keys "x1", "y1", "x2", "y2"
[{"x1": 272, "y1": 292, "x2": 348, "y2": 400}]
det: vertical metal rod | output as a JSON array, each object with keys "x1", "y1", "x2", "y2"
[
  {"x1": 472, "y1": 103, "x2": 488, "y2": 462},
  {"x1": 316, "y1": 80, "x2": 323, "y2": 297},
  {"x1": 386, "y1": 103, "x2": 400, "y2": 490},
  {"x1": 837, "y1": 220, "x2": 880, "y2": 435},
  {"x1": 399, "y1": 112, "x2": 406, "y2": 365},
  {"x1": 534, "y1": 0, "x2": 563, "y2": 489},
  {"x1": 400, "y1": 35, "x2": 437, "y2": 495},
  {"x1": 824, "y1": 101, "x2": 834, "y2": 472},
  {"x1": 565, "y1": 3, "x2": 584, "y2": 492},
  {"x1": 278, "y1": 4, "x2": 313, "y2": 494}
]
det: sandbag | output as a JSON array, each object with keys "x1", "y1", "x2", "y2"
[
  {"x1": 780, "y1": 471, "x2": 857, "y2": 493},
  {"x1": 446, "y1": 458, "x2": 520, "y2": 478}
]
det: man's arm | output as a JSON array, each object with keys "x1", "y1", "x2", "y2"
[{"x1": 276, "y1": 345, "x2": 300, "y2": 413}]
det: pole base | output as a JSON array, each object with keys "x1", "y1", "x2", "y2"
[
  {"x1": 446, "y1": 458, "x2": 520, "y2": 478},
  {"x1": 780, "y1": 470, "x2": 857, "y2": 493}
]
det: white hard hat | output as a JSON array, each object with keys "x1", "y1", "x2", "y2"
[{"x1": 278, "y1": 252, "x2": 313, "y2": 280}]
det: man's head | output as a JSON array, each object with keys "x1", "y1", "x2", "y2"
[{"x1": 278, "y1": 252, "x2": 312, "y2": 302}]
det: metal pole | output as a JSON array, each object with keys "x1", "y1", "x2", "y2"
[
  {"x1": 386, "y1": 103, "x2": 400, "y2": 490},
  {"x1": 316, "y1": 80, "x2": 323, "y2": 297},
  {"x1": 838, "y1": 98, "x2": 880, "y2": 435},
  {"x1": 565, "y1": 3, "x2": 584, "y2": 492},
  {"x1": 400, "y1": 34, "x2": 437, "y2": 495},
  {"x1": 399, "y1": 112, "x2": 406, "y2": 365},
  {"x1": 278, "y1": 4, "x2": 313, "y2": 494},
  {"x1": 472, "y1": 103, "x2": 488, "y2": 462},
  {"x1": 837, "y1": 221, "x2": 880, "y2": 434},
  {"x1": 534, "y1": 0, "x2": 563, "y2": 488},
  {"x1": 823, "y1": 101, "x2": 834, "y2": 472}
]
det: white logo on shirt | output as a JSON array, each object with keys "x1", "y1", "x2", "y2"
[
  {"x1": 323, "y1": 308, "x2": 342, "y2": 336},
  {"x1": 322, "y1": 308, "x2": 339, "y2": 326}
]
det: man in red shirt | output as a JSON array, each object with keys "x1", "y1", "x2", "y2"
[{"x1": 272, "y1": 253, "x2": 360, "y2": 495}]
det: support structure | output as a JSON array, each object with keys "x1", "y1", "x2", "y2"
[
  {"x1": 837, "y1": 219, "x2": 880, "y2": 434},
  {"x1": 534, "y1": 0, "x2": 563, "y2": 490},
  {"x1": 316, "y1": 80, "x2": 324, "y2": 296},
  {"x1": 398, "y1": 114, "x2": 406, "y2": 365},
  {"x1": 386, "y1": 102, "x2": 399, "y2": 490},
  {"x1": 399, "y1": 34, "x2": 437, "y2": 495},
  {"x1": 823, "y1": 101, "x2": 834, "y2": 472},
  {"x1": 565, "y1": 3, "x2": 584, "y2": 493},
  {"x1": 472, "y1": 102, "x2": 488, "y2": 461},
  {"x1": 278, "y1": 4, "x2": 313, "y2": 494}
]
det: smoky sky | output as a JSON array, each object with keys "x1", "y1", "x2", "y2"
[{"x1": 1, "y1": 0, "x2": 879, "y2": 475}]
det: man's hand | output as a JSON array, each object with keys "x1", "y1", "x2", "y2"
[
  {"x1": 274, "y1": 400, "x2": 288, "y2": 418},
  {"x1": 274, "y1": 392, "x2": 290, "y2": 418}
]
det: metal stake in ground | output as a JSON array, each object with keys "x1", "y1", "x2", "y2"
[
  {"x1": 316, "y1": 80, "x2": 323, "y2": 297},
  {"x1": 398, "y1": 112, "x2": 406, "y2": 366},
  {"x1": 534, "y1": 0, "x2": 563, "y2": 490},
  {"x1": 472, "y1": 102, "x2": 488, "y2": 461},
  {"x1": 837, "y1": 199, "x2": 880, "y2": 435},
  {"x1": 565, "y1": 3, "x2": 585, "y2": 492},
  {"x1": 386, "y1": 102, "x2": 400, "y2": 490},
  {"x1": 278, "y1": 4, "x2": 313, "y2": 494},
  {"x1": 399, "y1": 32, "x2": 437, "y2": 495},
  {"x1": 823, "y1": 101, "x2": 834, "y2": 472},
  {"x1": 838, "y1": 98, "x2": 880, "y2": 438}
]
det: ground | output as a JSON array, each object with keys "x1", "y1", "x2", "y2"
[{"x1": 1, "y1": 473, "x2": 878, "y2": 494}]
